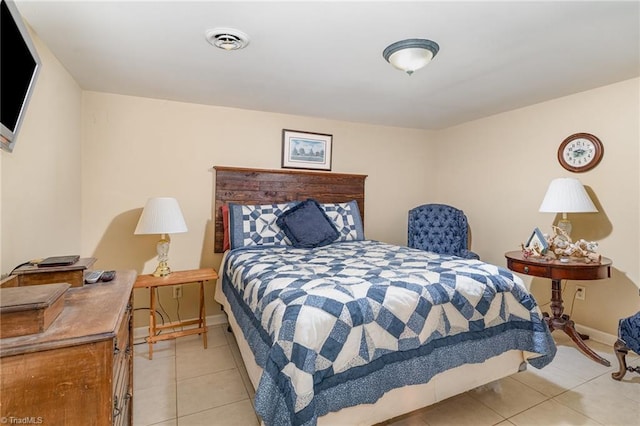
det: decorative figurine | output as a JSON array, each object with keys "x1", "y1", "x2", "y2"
[
  {"x1": 521, "y1": 226, "x2": 601, "y2": 263},
  {"x1": 544, "y1": 226, "x2": 601, "y2": 263}
]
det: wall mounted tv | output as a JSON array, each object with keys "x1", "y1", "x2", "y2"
[{"x1": 1, "y1": 0, "x2": 41, "y2": 153}]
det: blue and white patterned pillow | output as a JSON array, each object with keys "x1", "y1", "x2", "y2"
[
  {"x1": 228, "y1": 202, "x2": 295, "y2": 249},
  {"x1": 320, "y1": 200, "x2": 365, "y2": 241}
]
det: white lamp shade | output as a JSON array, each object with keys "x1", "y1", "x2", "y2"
[
  {"x1": 134, "y1": 197, "x2": 188, "y2": 235},
  {"x1": 539, "y1": 178, "x2": 597, "y2": 213}
]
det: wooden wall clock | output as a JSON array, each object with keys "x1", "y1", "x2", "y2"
[{"x1": 557, "y1": 133, "x2": 603, "y2": 172}]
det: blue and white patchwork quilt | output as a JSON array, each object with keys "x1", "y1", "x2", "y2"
[{"x1": 222, "y1": 240, "x2": 556, "y2": 426}]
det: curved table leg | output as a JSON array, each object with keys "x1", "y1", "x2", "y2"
[
  {"x1": 561, "y1": 318, "x2": 610, "y2": 366},
  {"x1": 543, "y1": 279, "x2": 611, "y2": 367}
]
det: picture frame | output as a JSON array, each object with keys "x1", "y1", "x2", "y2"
[
  {"x1": 525, "y1": 227, "x2": 549, "y2": 255},
  {"x1": 282, "y1": 129, "x2": 332, "y2": 171}
]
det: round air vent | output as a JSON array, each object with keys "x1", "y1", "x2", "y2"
[{"x1": 205, "y1": 28, "x2": 250, "y2": 51}]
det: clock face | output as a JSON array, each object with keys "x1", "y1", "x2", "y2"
[
  {"x1": 558, "y1": 133, "x2": 603, "y2": 172},
  {"x1": 563, "y1": 138, "x2": 595, "y2": 166}
]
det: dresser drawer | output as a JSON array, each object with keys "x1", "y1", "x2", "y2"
[
  {"x1": 112, "y1": 298, "x2": 132, "y2": 425},
  {"x1": 113, "y1": 354, "x2": 131, "y2": 426},
  {"x1": 114, "y1": 395, "x2": 131, "y2": 426},
  {"x1": 113, "y1": 302, "x2": 132, "y2": 358},
  {"x1": 113, "y1": 336, "x2": 130, "y2": 396},
  {"x1": 112, "y1": 301, "x2": 132, "y2": 388},
  {"x1": 507, "y1": 260, "x2": 550, "y2": 278}
]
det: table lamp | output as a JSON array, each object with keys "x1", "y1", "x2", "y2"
[
  {"x1": 134, "y1": 197, "x2": 188, "y2": 277},
  {"x1": 539, "y1": 177, "x2": 597, "y2": 237}
]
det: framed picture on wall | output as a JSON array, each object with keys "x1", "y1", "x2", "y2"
[{"x1": 282, "y1": 129, "x2": 332, "y2": 171}]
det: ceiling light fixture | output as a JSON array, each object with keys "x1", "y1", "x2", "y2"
[
  {"x1": 205, "y1": 28, "x2": 250, "y2": 51},
  {"x1": 383, "y1": 38, "x2": 439, "y2": 75}
]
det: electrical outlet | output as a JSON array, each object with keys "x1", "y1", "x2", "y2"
[
  {"x1": 575, "y1": 286, "x2": 586, "y2": 301},
  {"x1": 173, "y1": 285, "x2": 183, "y2": 299}
]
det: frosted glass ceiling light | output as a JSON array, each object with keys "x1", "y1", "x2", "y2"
[{"x1": 383, "y1": 38, "x2": 440, "y2": 75}]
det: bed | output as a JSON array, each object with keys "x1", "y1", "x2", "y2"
[{"x1": 213, "y1": 166, "x2": 556, "y2": 426}]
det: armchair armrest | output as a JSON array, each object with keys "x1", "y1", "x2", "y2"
[{"x1": 460, "y1": 249, "x2": 480, "y2": 260}]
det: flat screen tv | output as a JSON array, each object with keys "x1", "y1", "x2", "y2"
[{"x1": 1, "y1": 0, "x2": 41, "y2": 153}]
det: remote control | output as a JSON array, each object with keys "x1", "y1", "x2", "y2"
[
  {"x1": 100, "y1": 270, "x2": 116, "y2": 282},
  {"x1": 85, "y1": 270, "x2": 103, "y2": 284}
]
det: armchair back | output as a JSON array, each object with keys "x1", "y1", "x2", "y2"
[{"x1": 407, "y1": 203, "x2": 479, "y2": 260}]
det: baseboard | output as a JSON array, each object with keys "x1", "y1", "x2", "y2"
[
  {"x1": 133, "y1": 313, "x2": 228, "y2": 341},
  {"x1": 574, "y1": 322, "x2": 617, "y2": 346}
]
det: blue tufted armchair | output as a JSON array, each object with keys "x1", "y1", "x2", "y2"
[{"x1": 408, "y1": 204, "x2": 480, "y2": 260}]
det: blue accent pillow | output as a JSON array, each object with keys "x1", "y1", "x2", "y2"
[{"x1": 276, "y1": 199, "x2": 339, "y2": 248}]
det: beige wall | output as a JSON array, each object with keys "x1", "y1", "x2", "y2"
[
  {"x1": 436, "y1": 78, "x2": 640, "y2": 335},
  {"x1": 80, "y1": 92, "x2": 437, "y2": 325},
  {"x1": 2, "y1": 24, "x2": 638, "y2": 337},
  {"x1": 0, "y1": 28, "x2": 83, "y2": 275}
]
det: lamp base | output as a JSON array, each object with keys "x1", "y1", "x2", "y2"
[
  {"x1": 152, "y1": 261, "x2": 171, "y2": 277},
  {"x1": 557, "y1": 218, "x2": 572, "y2": 239},
  {"x1": 153, "y1": 235, "x2": 172, "y2": 277}
]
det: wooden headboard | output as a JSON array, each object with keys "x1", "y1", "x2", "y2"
[{"x1": 214, "y1": 166, "x2": 367, "y2": 252}]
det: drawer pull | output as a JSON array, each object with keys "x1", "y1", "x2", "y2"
[
  {"x1": 113, "y1": 395, "x2": 121, "y2": 417},
  {"x1": 524, "y1": 266, "x2": 529, "y2": 273},
  {"x1": 113, "y1": 392, "x2": 131, "y2": 419}
]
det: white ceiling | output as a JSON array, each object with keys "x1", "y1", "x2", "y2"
[{"x1": 16, "y1": 1, "x2": 640, "y2": 130}]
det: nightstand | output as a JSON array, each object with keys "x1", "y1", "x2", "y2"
[
  {"x1": 134, "y1": 268, "x2": 218, "y2": 359},
  {"x1": 505, "y1": 251, "x2": 612, "y2": 366}
]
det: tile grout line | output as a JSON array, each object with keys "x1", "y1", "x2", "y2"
[
  {"x1": 173, "y1": 340, "x2": 179, "y2": 426},
  {"x1": 507, "y1": 358, "x2": 617, "y2": 425},
  {"x1": 172, "y1": 325, "x2": 255, "y2": 425},
  {"x1": 222, "y1": 327, "x2": 262, "y2": 424},
  {"x1": 136, "y1": 325, "x2": 630, "y2": 426}
]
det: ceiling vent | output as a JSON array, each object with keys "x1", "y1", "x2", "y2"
[{"x1": 205, "y1": 28, "x2": 250, "y2": 51}]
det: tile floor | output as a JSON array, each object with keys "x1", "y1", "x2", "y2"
[{"x1": 133, "y1": 325, "x2": 639, "y2": 426}]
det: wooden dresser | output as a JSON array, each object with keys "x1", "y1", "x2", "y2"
[
  {"x1": 5, "y1": 257, "x2": 97, "y2": 288},
  {"x1": 0, "y1": 270, "x2": 136, "y2": 425}
]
